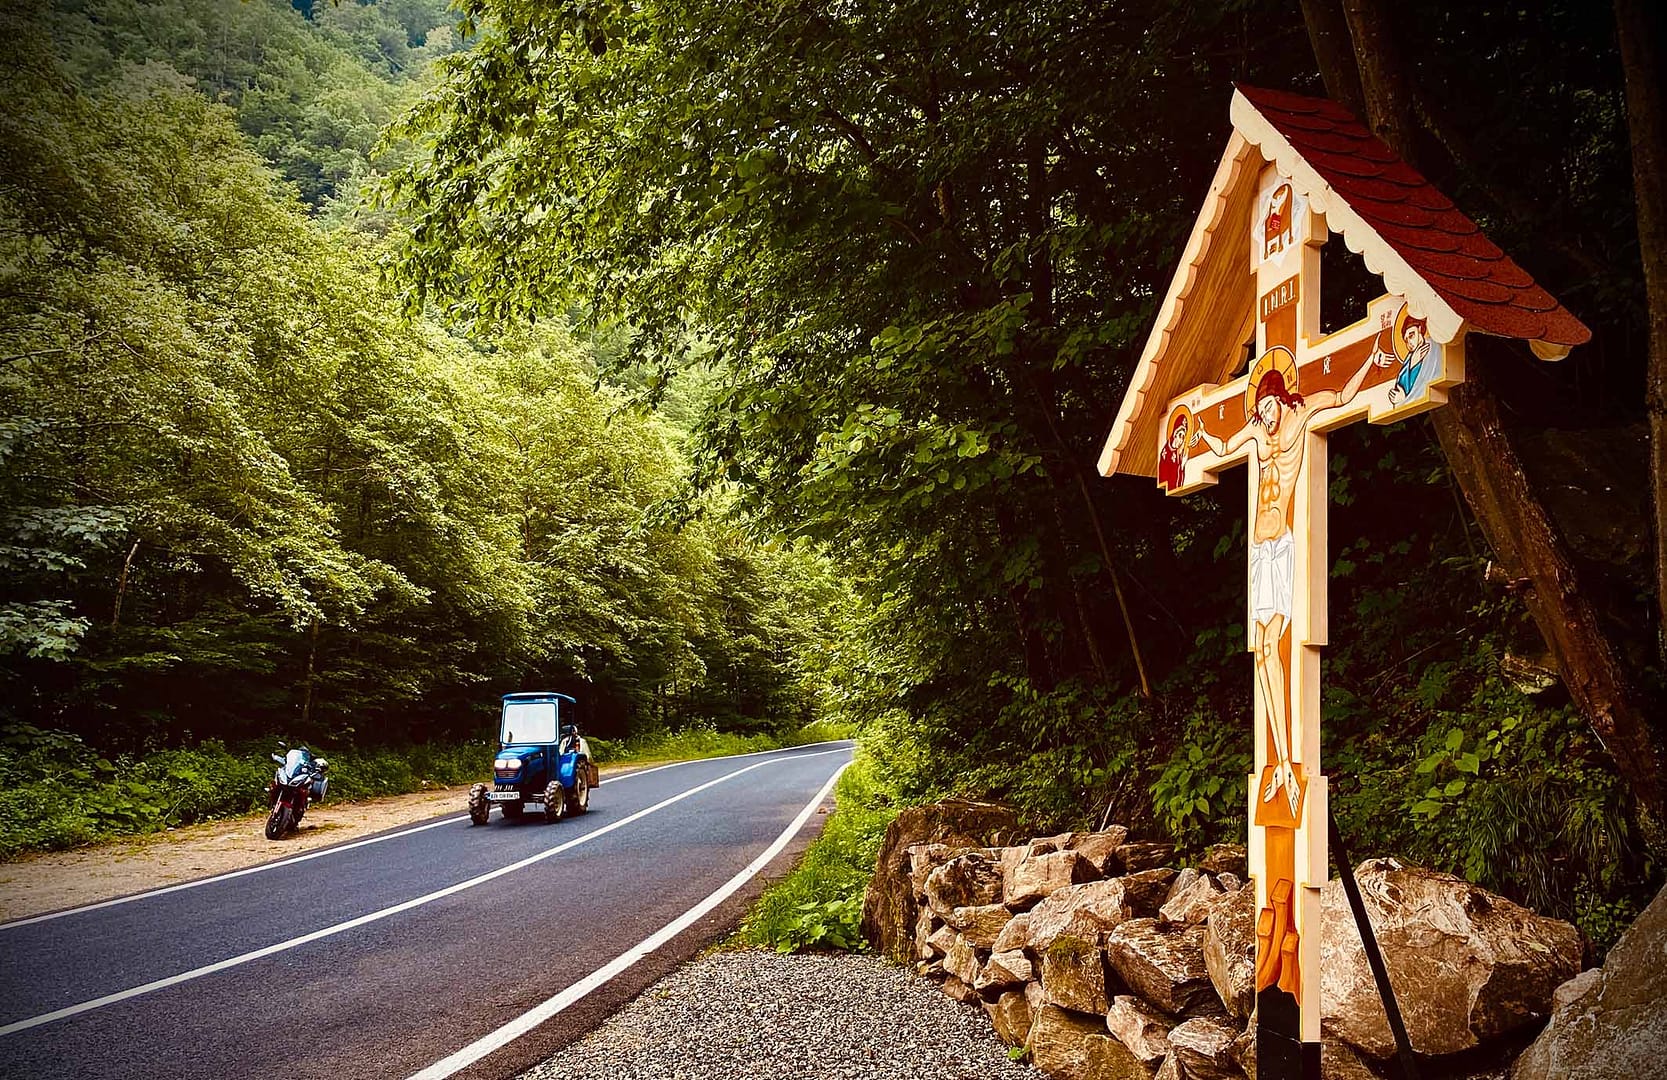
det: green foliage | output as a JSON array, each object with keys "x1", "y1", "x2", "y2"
[
  {"x1": 1327, "y1": 646, "x2": 1648, "y2": 952},
  {"x1": 1151, "y1": 711, "x2": 1250, "y2": 854},
  {"x1": 45, "y1": 0, "x2": 463, "y2": 207},
  {"x1": 0, "y1": 724, "x2": 498, "y2": 858},
  {"x1": 0, "y1": 12, "x2": 853, "y2": 780},
  {"x1": 740, "y1": 751, "x2": 897, "y2": 953},
  {"x1": 766, "y1": 895, "x2": 867, "y2": 954}
]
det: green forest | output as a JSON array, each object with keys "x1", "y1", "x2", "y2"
[
  {"x1": 0, "y1": 0, "x2": 854, "y2": 852},
  {"x1": 4, "y1": 0, "x2": 1665, "y2": 950}
]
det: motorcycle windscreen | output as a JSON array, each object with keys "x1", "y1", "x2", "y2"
[
  {"x1": 501, "y1": 700, "x2": 558, "y2": 744},
  {"x1": 280, "y1": 748, "x2": 310, "y2": 783}
]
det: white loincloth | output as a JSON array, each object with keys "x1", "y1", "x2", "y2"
[{"x1": 1250, "y1": 531, "x2": 1295, "y2": 624}]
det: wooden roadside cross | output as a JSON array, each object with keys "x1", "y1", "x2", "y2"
[{"x1": 1098, "y1": 85, "x2": 1590, "y2": 1077}]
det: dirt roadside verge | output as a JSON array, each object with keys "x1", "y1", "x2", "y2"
[{"x1": 0, "y1": 762, "x2": 658, "y2": 924}]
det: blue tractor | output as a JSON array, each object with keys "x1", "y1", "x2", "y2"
[{"x1": 468, "y1": 692, "x2": 599, "y2": 825}]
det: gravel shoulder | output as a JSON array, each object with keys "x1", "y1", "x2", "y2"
[
  {"x1": 519, "y1": 949, "x2": 1040, "y2": 1080},
  {"x1": 0, "y1": 761, "x2": 657, "y2": 923}
]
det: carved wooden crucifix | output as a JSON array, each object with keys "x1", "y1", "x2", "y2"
[
  {"x1": 1161, "y1": 164, "x2": 1462, "y2": 1068},
  {"x1": 1100, "y1": 86, "x2": 1589, "y2": 1078}
]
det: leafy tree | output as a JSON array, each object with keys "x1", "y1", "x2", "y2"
[{"x1": 381, "y1": 0, "x2": 1306, "y2": 759}]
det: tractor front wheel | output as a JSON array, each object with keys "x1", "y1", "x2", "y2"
[
  {"x1": 543, "y1": 780, "x2": 567, "y2": 824},
  {"x1": 467, "y1": 783, "x2": 490, "y2": 826},
  {"x1": 568, "y1": 771, "x2": 589, "y2": 815}
]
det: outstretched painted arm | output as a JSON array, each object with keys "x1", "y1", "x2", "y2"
[
  {"x1": 1193, "y1": 422, "x2": 1258, "y2": 459},
  {"x1": 1302, "y1": 348, "x2": 1391, "y2": 416}
]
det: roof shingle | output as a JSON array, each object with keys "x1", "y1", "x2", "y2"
[{"x1": 1236, "y1": 84, "x2": 1591, "y2": 348}]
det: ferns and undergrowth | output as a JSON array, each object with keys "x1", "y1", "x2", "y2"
[{"x1": 738, "y1": 751, "x2": 898, "y2": 953}]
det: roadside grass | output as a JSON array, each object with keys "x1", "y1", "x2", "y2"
[
  {"x1": 0, "y1": 720, "x2": 853, "y2": 861},
  {"x1": 587, "y1": 718, "x2": 854, "y2": 766},
  {"x1": 737, "y1": 748, "x2": 898, "y2": 953}
]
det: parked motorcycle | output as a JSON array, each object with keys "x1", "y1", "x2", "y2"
[{"x1": 265, "y1": 743, "x2": 329, "y2": 840}]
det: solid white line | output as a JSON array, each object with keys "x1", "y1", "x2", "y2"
[
  {"x1": 0, "y1": 740, "x2": 853, "y2": 931},
  {"x1": 406, "y1": 759, "x2": 853, "y2": 1080},
  {"x1": 0, "y1": 815, "x2": 467, "y2": 932},
  {"x1": 0, "y1": 746, "x2": 851, "y2": 1038}
]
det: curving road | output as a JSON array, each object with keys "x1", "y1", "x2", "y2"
[{"x1": 0, "y1": 742, "x2": 854, "y2": 1080}]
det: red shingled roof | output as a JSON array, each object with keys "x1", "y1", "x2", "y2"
[{"x1": 1236, "y1": 84, "x2": 1591, "y2": 348}]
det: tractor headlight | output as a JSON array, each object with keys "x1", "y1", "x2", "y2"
[{"x1": 494, "y1": 758, "x2": 519, "y2": 772}]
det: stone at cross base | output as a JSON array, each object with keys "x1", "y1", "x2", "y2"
[{"x1": 1512, "y1": 880, "x2": 1667, "y2": 1080}]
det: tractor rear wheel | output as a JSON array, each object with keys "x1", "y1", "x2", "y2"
[{"x1": 542, "y1": 780, "x2": 566, "y2": 824}]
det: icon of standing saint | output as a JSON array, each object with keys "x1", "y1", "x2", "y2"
[
  {"x1": 1371, "y1": 303, "x2": 1444, "y2": 409},
  {"x1": 1158, "y1": 406, "x2": 1194, "y2": 491}
]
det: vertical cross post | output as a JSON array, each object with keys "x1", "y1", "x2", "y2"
[{"x1": 1243, "y1": 170, "x2": 1327, "y2": 1077}]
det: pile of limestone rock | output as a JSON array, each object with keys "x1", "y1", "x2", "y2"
[{"x1": 860, "y1": 801, "x2": 1592, "y2": 1080}]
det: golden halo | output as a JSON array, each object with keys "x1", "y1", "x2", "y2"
[
  {"x1": 1391, "y1": 304, "x2": 1413, "y2": 364},
  {"x1": 1166, "y1": 404, "x2": 1196, "y2": 447},
  {"x1": 1244, "y1": 345, "x2": 1299, "y2": 415}
]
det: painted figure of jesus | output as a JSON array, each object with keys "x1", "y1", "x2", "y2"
[
  {"x1": 1190, "y1": 343, "x2": 1388, "y2": 999},
  {"x1": 1194, "y1": 345, "x2": 1388, "y2": 817}
]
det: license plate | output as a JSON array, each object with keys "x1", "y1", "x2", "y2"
[{"x1": 486, "y1": 791, "x2": 520, "y2": 802}]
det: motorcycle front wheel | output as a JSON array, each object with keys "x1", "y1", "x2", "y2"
[{"x1": 265, "y1": 802, "x2": 294, "y2": 840}]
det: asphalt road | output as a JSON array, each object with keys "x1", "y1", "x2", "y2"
[{"x1": 0, "y1": 742, "x2": 854, "y2": 1080}]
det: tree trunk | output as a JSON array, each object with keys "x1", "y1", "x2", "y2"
[
  {"x1": 1032, "y1": 368, "x2": 1154, "y2": 697},
  {"x1": 1323, "y1": 0, "x2": 1667, "y2": 854},
  {"x1": 1340, "y1": 0, "x2": 1418, "y2": 149},
  {"x1": 1074, "y1": 470, "x2": 1152, "y2": 698},
  {"x1": 1298, "y1": 0, "x2": 1365, "y2": 119},
  {"x1": 110, "y1": 538, "x2": 140, "y2": 630},
  {"x1": 300, "y1": 618, "x2": 321, "y2": 729},
  {"x1": 1615, "y1": 0, "x2": 1667, "y2": 663},
  {"x1": 1437, "y1": 351, "x2": 1666, "y2": 853}
]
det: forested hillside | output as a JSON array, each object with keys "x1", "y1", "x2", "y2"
[
  {"x1": 0, "y1": 0, "x2": 850, "y2": 781},
  {"x1": 45, "y1": 0, "x2": 461, "y2": 209},
  {"x1": 383, "y1": 0, "x2": 1665, "y2": 946}
]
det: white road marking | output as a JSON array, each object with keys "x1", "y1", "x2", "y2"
[
  {"x1": 0, "y1": 815, "x2": 466, "y2": 932},
  {"x1": 0, "y1": 740, "x2": 853, "y2": 931},
  {"x1": 0, "y1": 746, "x2": 851, "y2": 1038},
  {"x1": 406, "y1": 759, "x2": 853, "y2": 1080}
]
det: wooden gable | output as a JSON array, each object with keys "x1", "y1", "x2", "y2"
[{"x1": 1098, "y1": 85, "x2": 1590, "y2": 480}]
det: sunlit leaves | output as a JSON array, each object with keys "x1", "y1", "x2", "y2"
[{"x1": 0, "y1": 35, "x2": 844, "y2": 747}]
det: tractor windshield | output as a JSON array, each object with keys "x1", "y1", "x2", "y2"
[{"x1": 501, "y1": 700, "x2": 558, "y2": 744}]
